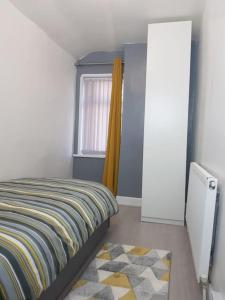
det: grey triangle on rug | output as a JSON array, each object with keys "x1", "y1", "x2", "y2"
[{"x1": 65, "y1": 242, "x2": 171, "y2": 300}]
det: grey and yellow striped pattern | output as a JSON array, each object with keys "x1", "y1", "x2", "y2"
[{"x1": 0, "y1": 178, "x2": 118, "y2": 300}]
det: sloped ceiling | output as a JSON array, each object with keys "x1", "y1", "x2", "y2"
[{"x1": 9, "y1": 0, "x2": 205, "y2": 59}]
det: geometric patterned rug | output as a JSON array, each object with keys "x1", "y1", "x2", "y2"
[{"x1": 65, "y1": 242, "x2": 171, "y2": 300}]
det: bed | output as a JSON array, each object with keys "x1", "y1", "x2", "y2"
[{"x1": 0, "y1": 178, "x2": 118, "y2": 300}]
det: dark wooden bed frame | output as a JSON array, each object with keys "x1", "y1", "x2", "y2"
[{"x1": 39, "y1": 218, "x2": 110, "y2": 300}]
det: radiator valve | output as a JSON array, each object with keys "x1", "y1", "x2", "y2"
[{"x1": 200, "y1": 274, "x2": 209, "y2": 287}]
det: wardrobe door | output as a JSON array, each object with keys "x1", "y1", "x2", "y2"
[{"x1": 142, "y1": 21, "x2": 192, "y2": 225}]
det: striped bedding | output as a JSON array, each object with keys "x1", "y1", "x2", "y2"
[{"x1": 0, "y1": 178, "x2": 118, "y2": 300}]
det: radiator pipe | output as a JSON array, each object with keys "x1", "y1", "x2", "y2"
[{"x1": 200, "y1": 275, "x2": 208, "y2": 300}]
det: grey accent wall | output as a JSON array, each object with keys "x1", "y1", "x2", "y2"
[
  {"x1": 73, "y1": 46, "x2": 147, "y2": 198},
  {"x1": 74, "y1": 158, "x2": 105, "y2": 182},
  {"x1": 186, "y1": 42, "x2": 198, "y2": 198},
  {"x1": 77, "y1": 51, "x2": 124, "y2": 65},
  {"x1": 73, "y1": 51, "x2": 123, "y2": 181},
  {"x1": 118, "y1": 44, "x2": 147, "y2": 197},
  {"x1": 73, "y1": 44, "x2": 195, "y2": 199}
]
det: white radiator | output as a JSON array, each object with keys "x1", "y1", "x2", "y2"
[{"x1": 186, "y1": 162, "x2": 217, "y2": 283}]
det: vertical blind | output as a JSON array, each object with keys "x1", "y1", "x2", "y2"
[{"x1": 79, "y1": 76, "x2": 112, "y2": 155}]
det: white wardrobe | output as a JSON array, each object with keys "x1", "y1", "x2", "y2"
[{"x1": 141, "y1": 21, "x2": 192, "y2": 225}]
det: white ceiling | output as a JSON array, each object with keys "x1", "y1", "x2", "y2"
[{"x1": 10, "y1": 0, "x2": 205, "y2": 60}]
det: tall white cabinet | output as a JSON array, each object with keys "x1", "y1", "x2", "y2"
[{"x1": 141, "y1": 21, "x2": 192, "y2": 226}]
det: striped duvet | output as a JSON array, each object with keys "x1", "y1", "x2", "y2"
[{"x1": 0, "y1": 178, "x2": 118, "y2": 300}]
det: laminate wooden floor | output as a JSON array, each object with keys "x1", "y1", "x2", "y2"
[{"x1": 105, "y1": 205, "x2": 202, "y2": 300}]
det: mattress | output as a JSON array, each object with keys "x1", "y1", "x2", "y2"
[{"x1": 0, "y1": 178, "x2": 118, "y2": 300}]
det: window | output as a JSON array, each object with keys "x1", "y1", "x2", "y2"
[{"x1": 78, "y1": 74, "x2": 112, "y2": 157}]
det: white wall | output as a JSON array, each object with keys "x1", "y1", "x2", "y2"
[
  {"x1": 194, "y1": 0, "x2": 225, "y2": 297},
  {"x1": 0, "y1": 0, "x2": 75, "y2": 180}
]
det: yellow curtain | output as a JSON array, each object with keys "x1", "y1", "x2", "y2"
[{"x1": 102, "y1": 57, "x2": 122, "y2": 196}]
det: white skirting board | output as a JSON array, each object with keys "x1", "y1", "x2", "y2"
[
  {"x1": 141, "y1": 216, "x2": 184, "y2": 226},
  {"x1": 116, "y1": 196, "x2": 142, "y2": 207},
  {"x1": 209, "y1": 286, "x2": 225, "y2": 300}
]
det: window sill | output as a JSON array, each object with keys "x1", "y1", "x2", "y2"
[{"x1": 73, "y1": 154, "x2": 105, "y2": 159}]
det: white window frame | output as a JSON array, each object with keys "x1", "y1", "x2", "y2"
[{"x1": 75, "y1": 73, "x2": 112, "y2": 159}]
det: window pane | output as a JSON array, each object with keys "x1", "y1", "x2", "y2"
[{"x1": 79, "y1": 76, "x2": 112, "y2": 155}]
